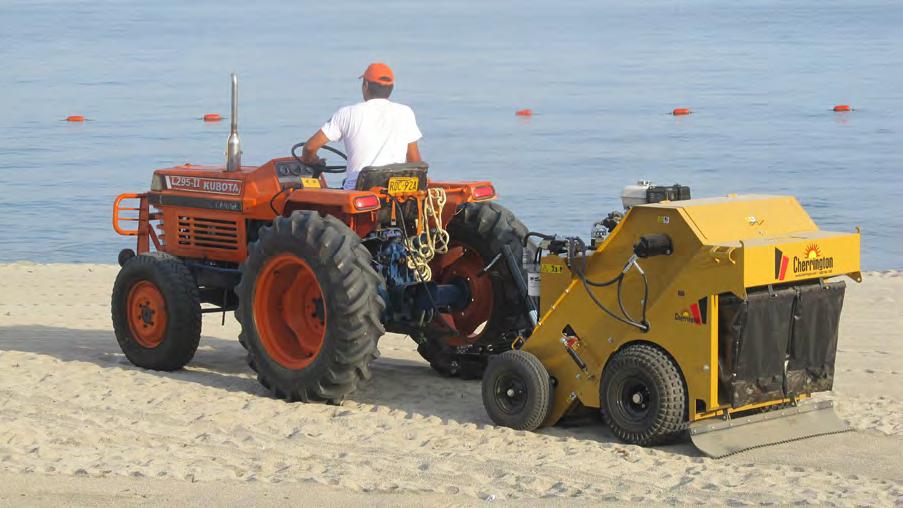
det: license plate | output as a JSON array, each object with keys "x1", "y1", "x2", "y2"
[
  {"x1": 300, "y1": 177, "x2": 321, "y2": 188},
  {"x1": 387, "y1": 176, "x2": 419, "y2": 195}
]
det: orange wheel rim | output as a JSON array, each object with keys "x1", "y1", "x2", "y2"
[
  {"x1": 432, "y1": 242, "x2": 493, "y2": 345},
  {"x1": 253, "y1": 253, "x2": 327, "y2": 369},
  {"x1": 127, "y1": 281, "x2": 168, "y2": 348}
]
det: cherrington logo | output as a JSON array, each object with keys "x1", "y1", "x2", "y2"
[
  {"x1": 775, "y1": 243, "x2": 834, "y2": 281},
  {"x1": 167, "y1": 175, "x2": 242, "y2": 196},
  {"x1": 675, "y1": 297, "x2": 708, "y2": 325}
]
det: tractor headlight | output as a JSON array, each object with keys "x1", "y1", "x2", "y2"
[{"x1": 150, "y1": 173, "x2": 165, "y2": 191}]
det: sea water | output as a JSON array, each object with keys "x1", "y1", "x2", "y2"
[{"x1": 1, "y1": 0, "x2": 901, "y2": 269}]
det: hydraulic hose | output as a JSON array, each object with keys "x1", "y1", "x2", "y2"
[
  {"x1": 523, "y1": 231, "x2": 555, "y2": 270},
  {"x1": 523, "y1": 231, "x2": 555, "y2": 247},
  {"x1": 502, "y1": 244, "x2": 538, "y2": 328},
  {"x1": 565, "y1": 236, "x2": 649, "y2": 332},
  {"x1": 515, "y1": 231, "x2": 651, "y2": 332}
]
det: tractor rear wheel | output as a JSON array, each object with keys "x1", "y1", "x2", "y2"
[
  {"x1": 600, "y1": 344, "x2": 687, "y2": 446},
  {"x1": 111, "y1": 252, "x2": 201, "y2": 371},
  {"x1": 482, "y1": 350, "x2": 552, "y2": 430},
  {"x1": 236, "y1": 211, "x2": 384, "y2": 403},
  {"x1": 418, "y1": 202, "x2": 529, "y2": 377}
]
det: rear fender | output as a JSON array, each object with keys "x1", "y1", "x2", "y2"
[
  {"x1": 429, "y1": 181, "x2": 496, "y2": 203},
  {"x1": 282, "y1": 189, "x2": 379, "y2": 237},
  {"x1": 428, "y1": 181, "x2": 497, "y2": 226},
  {"x1": 282, "y1": 188, "x2": 382, "y2": 215}
]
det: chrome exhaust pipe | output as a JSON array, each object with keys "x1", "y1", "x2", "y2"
[{"x1": 225, "y1": 73, "x2": 242, "y2": 172}]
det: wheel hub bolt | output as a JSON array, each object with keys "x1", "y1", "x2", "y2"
[{"x1": 139, "y1": 304, "x2": 155, "y2": 325}]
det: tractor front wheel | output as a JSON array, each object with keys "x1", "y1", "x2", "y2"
[
  {"x1": 600, "y1": 344, "x2": 687, "y2": 446},
  {"x1": 236, "y1": 211, "x2": 385, "y2": 403},
  {"x1": 111, "y1": 252, "x2": 201, "y2": 371}
]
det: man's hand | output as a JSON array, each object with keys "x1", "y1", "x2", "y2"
[
  {"x1": 302, "y1": 155, "x2": 326, "y2": 167},
  {"x1": 301, "y1": 130, "x2": 330, "y2": 166}
]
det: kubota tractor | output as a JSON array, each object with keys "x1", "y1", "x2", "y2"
[{"x1": 111, "y1": 75, "x2": 529, "y2": 402}]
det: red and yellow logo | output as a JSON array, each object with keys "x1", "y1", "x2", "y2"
[{"x1": 675, "y1": 297, "x2": 708, "y2": 325}]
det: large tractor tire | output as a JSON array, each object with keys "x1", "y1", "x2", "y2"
[
  {"x1": 111, "y1": 252, "x2": 202, "y2": 371},
  {"x1": 236, "y1": 211, "x2": 385, "y2": 403},
  {"x1": 600, "y1": 344, "x2": 687, "y2": 446},
  {"x1": 482, "y1": 350, "x2": 552, "y2": 430},
  {"x1": 418, "y1": 202, "x2": 529, "y2": 377}
]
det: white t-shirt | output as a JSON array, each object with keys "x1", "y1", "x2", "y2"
[{"x1": 320, "y1": 98, "x2": 422, "y2": 190}]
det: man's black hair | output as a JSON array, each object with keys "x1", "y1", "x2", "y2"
[{"x1": 366, "y1": 80, "x2": 393, "y2": 99}]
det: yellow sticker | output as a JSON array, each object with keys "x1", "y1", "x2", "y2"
[
  {"x1": 657, "y1": 215, "x2": 670, "y2": 224},
  {"x1": 300, "y1": 177, "x2": 321, "y2": 188},
  {"x1": 540, "y1": 264, "x2": 564, "y2": 273}
]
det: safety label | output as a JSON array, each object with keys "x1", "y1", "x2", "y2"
[{"x1": 540, "y1": 264, "x2": 564, "y2": 273}]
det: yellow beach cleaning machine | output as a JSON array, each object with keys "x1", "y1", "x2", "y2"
[{"x1": 482, "y1": 183, "x2": 861, "y2": 457}]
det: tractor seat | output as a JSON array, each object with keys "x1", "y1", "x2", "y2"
[{"x1": 354, "y1": 162, "x2": 429, "y2": 191}]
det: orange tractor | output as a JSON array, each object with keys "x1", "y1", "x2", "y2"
[{"x1": 112, "y1": 75, "x2": 529, "y2": 402}]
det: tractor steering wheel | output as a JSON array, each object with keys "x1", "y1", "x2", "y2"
[{"x1": 291, "y1": 142, "x2": 347, "y2": 179}]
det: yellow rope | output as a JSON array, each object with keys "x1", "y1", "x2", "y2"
[{"x1": 404, "y1": 188, "x2": 449, "y2": 282}]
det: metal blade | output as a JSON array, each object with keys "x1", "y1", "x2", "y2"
[{"x1": 689, "y1": 400, "x2": 850, "y2": 459}]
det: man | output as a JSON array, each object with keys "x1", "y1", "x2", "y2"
[{"x1": 301, "y1": 62, "x2": 423, "y2": 190}]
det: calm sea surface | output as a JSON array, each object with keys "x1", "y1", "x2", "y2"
[{"x1": 1, "y1": 1, "x2": 901, "y2": 269}]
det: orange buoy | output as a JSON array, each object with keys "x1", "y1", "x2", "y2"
[
  {"x1": 833, "y1": 104, "x2": 852, "y2": 112},
  {"x1": 672, "y1": 108, "x2": 691, "y2": 116},
  {"x1": 515, "y1": 109, "x2": 533, "y2": 117},
  {"x1": 66, "y1": 115, "x2": 85, "y2": 122},
  {"x1": 203, "y1": 113, "x2": 222, "y2": 122}
]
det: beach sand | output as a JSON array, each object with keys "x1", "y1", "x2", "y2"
[{"x1": 0, "y1": 263, "x2": 901, "y2": 505}]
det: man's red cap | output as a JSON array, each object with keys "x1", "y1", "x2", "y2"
[{"x1": 360, "y1": 62, "x2": 394, "y2": 85}]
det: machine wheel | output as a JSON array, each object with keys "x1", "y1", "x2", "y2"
[
  {"x1": 111, "y1": 252, "x2": 201, "y2": 371},
  {"x1": 236, "y1": 211, "x2": 385, "y2": 403},
  {"x1": 600, "y1": 344, "x2": 687, "y2": 446},
  {"x1": 482, "y1": 350, "x2": 552, "y2": 430},
  {"x1": 419, "y1": 202, "x2": 529, "y2": 377}
]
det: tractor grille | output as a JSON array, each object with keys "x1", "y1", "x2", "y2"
[{"x1": 176, "y1": 216, "x2": 239, "y2": 251}]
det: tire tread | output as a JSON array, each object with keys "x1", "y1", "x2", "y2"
[
  {"x1": 482, "y1": 350, "x2": 552, "y2": 431},
  {"x1": 235, "y1": 211, "x2": 384, "y2": 403},
  {"x1": 600, "y1": 344, "x2": 686, "y2": 446},
  {"x1": 111, "y1": 252, "x2": 201, "y2": 371}
]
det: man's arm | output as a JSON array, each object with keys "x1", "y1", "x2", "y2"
[
  {"x1": 406, "y1": 141, "x2": 422, "y2": 163},
  {"x1": 300, "y1": 130, "x2": 329, "y2": 166}
]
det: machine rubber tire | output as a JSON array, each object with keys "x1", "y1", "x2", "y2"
[
  {"x1": 600, "y1": 344, "x2": 687, "y2": 446},
  {"x1": 418, "y1": 202, "x2": 529, "y2": 377},
  {"x1": 111, "y1": 252, "x2": 201, "y2": 371},
  {"x1": 236, "y1": 211, "x2": 385, "y2": 403},
  {"x1": 482, "y1": 350, "x2": 552, "y2": 430}
]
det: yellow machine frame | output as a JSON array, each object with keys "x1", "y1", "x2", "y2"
[{"x1": 521, "y1": 194, "x2": 861, "y2": 427}]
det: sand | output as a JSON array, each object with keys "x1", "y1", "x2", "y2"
[{"x1": 0, "y1": 262, "x2": 901, "y2": 506}]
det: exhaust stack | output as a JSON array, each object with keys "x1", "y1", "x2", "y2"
[{"x1": 225, "y1": 73, "x2": 242, "y2": 172}]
